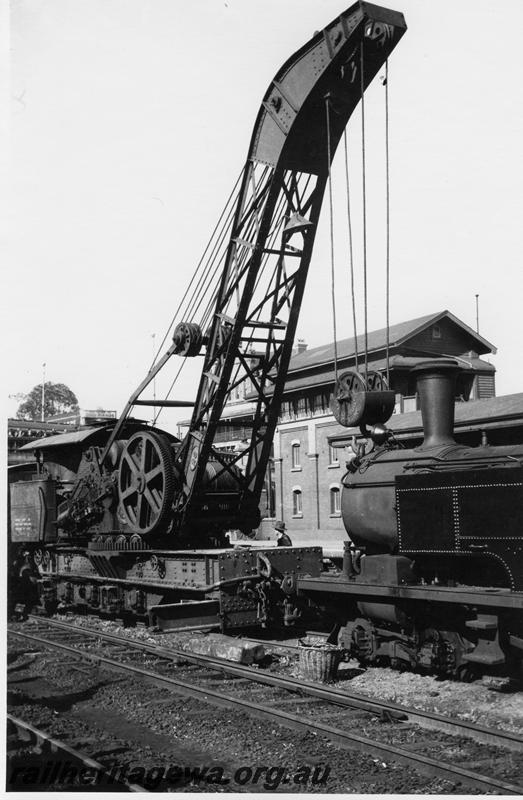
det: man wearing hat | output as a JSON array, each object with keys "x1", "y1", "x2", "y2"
[{"x1": 274, "y1": 520, "x2": 293, "y2": 547}]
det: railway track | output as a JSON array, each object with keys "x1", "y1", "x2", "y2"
[
  {"x1": 8, "y1": 616, "x2": 523, "y2": 795},
  {"x1": 19, "y1": 616, "x2": 523, "y2": 751},
  {"x1": 7, "y1": 713, "x2": 144, "y2": 792}
]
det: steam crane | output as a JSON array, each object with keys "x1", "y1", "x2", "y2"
[
  {"x1": 12, "y1": 2, "x2": 408, "y2": 632},
  {"x1": 99, "y1": 2, "x2": 407, "y2": 544}
]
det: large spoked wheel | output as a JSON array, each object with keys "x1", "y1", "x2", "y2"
[
  {"x1": 365, "y1": 370, "x2": 389, "y2": 391},
  {"x1": 331, "y1": 369, "x2": 392, "y2": 428},
  {"x1": 330, "y1": 370, "x2": 367, "y2": 427},
  {"x1": 118, "y1": 431, "x2": 175, "y2": 535}
]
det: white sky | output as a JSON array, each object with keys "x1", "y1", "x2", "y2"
[{"x1": 6, "y1": 0, "x2": 523, "y2": 434}]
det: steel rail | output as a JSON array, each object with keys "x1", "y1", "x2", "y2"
[
  {"x1": 6, "y1": 713, "x2": 145, "y2": 792},
  {"x1": 9, "y1": 625, "x2": 523, "y2": 794},
  {"x1": 23, "y1": 615, "x2": 523, "y2": 753}
]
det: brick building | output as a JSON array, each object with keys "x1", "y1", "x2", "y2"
[
  {"x1": 176, "y1": 309, "x2": 523, "y2": 555},
  {"x1": 253, "y1": 310, "x2": 513, "y2": 555}
]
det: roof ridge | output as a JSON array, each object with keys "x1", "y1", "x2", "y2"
[
  {"x1": 290, "y1": 311, "x2": 495, "y2": 370},
  {"x1": 296, "y1": 311, "x2": 443, "y2": 355}
]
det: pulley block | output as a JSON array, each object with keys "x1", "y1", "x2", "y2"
[
  {"x1": 172, "y1": 322, "x2": 203, "y2": 357},
  {"x1": 330, "y1": 369, "x2": 395, "y2": 428}
]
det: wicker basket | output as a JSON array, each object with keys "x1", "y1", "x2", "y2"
[{"x1": 298, "y1": 639, "x2": 342, "y2": 683}]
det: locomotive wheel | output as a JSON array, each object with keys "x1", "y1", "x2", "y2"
[
  {"x1": 118, "y1": 431, "x2": 175, "y2": 535},
  {"x1": 365, "y1": 370, "x2": 388, "y2": 391}
]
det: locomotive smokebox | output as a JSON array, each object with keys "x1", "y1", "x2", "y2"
[{"x1": 412, "y1": 359, "x2": 461, "y2": 450}]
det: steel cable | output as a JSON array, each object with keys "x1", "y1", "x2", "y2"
[
  {"x1": 343, "y1": 128, "x2": 359, "y2": 371},
  {"x1": 325, "y1": 96, "x2": 339, "y2": 381},
  {"x1": 384, "y1": 59, "x2": 391, "y2": 385},
  {"x1": 149, "y1": 166, "x2": 244, "y2": 368},
  {"x1": 360, "y1": 43, "x2": 369, "y2": 378},
  {"x1": 157, "y1": 166, "x2": 281, "y2": 415}
]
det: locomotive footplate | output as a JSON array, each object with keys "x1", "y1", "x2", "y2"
[
  {"x1": 44, "y1": 545, "x2": 322, "y2": 630},
  {"x1": 297, "y1": 574, "x2": 523, "y2": 610}
]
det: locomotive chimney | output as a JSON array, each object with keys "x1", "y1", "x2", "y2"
[{"x1": 411, "y1": 359, "x2": 461, "y2": 450}]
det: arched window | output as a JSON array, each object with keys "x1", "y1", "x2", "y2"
[
  {"x1": 292, "y1": 488, "x2": 303, "y2": 517},
  {"x1": 330, "y1": 485, "x2": 341, "y2": 516},
  {"x1": 291, "y1": 441, "x2": 301, "y2": 469}
]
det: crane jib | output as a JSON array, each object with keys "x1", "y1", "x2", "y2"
[
  {"x1": 174, "y1": 2, "x2": 406, "y2": 533},
  {"x1": 98, "y1": 2, "x2": 407, "y2": 537},
  {"x1": 252, "y1": 2, "x2": 406, "y2": 173}
]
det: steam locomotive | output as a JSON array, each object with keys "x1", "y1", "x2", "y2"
[{"x1": 300, "y1": 359, "x2": 523, "y2": 679}]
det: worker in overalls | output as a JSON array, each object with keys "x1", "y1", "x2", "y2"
[{"x1": 15, "y1": 551, "x2": 41, "y2": 620}]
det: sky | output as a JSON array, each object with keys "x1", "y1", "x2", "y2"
[{"x1": 6, "y1": 0, "x2": 523, "y2": 434}]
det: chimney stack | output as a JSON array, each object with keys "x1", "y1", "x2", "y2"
[
  {"x1": 296, "y1": 339, "x2": 308, "y2": 354},
  {"x1": 411, "y1": 359, "x2": 461, "y2": 450}
]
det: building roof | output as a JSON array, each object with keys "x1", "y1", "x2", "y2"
[
  {"x1": 19, "y1": 419, "x2": 179, "y2": 451},
  {"x1": 19, "y1": 425, "x2": 109, "y2": 451},
  {"x1": 329, "y1": 392, "x2": 523, "y2": 444},
  {"x1": 272, "y1": 354, "x2": 495, "y2": 396},
  {"x1": 8, "y1": 418, "x2": 71, "y2": 433},
  {"x1": 289, "y1": 310, "x2": 497, "y2": 373}
]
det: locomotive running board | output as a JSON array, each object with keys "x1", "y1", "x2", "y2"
[{"x1": 297, "y1": 576, "x2": 523, "y2": 610}]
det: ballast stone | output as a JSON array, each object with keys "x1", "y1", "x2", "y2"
[{"x1": 183, "y1": 633, "x2": 265, "y2": 664}]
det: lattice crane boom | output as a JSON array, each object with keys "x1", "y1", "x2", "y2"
[
  {"x1": 101, "y1": 1, "x2": 407, "y2": 540},
  {"x1": 175, "y1": 2, "x2": 406, "y2": 531}
]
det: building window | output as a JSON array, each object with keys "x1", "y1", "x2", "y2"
[
  {"x1": 330, "y1": 485, "x2": 341, "y2": 516},
  {"x1": 403, "y1": 395, "x2": 418, "y2": 413},
  {"x1": 291, "y1": 441, "x2": 301, "y2": 470},
  {"x1": 292, "y1": 488, "x2": 303, "y2": 517},
  {"x1": 432, "y1": 324, "x2": 441, "y2": 339},
  {"x1": 306, "y1": 394, "x2": 316, "y2": 415},
  {"x1": 261, "y1": 460, "x2": 276, "y2": 519},
  {"x1": 328, "y1": 443, "x2": 339, "y2": 466}
]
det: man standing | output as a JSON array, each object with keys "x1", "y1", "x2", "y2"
[
  {"x1": 274, "y1": 520, "x2": 292, "y2": 547},
  {"x1": 16, "y1": 551, "x2": 41, "y2": 620}
]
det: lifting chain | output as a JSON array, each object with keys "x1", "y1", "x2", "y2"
[{"x1": 256, "y1": 581, "x2": 270, "y2": 627}]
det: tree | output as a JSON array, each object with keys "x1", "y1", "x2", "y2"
[{"x1": 16, "y1": 382, "x2": 79, "y2": 421}]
